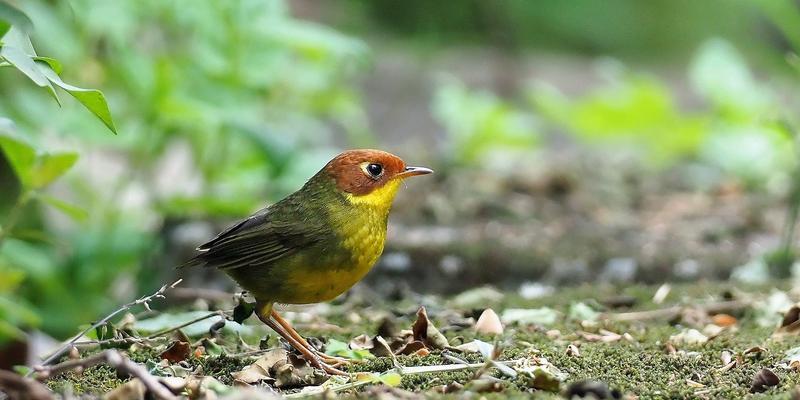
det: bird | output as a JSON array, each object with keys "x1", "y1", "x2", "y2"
[{"x1": 182, "y1": 149, "x2": 432, "y2": 375}]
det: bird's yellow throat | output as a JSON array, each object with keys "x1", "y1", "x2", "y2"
[{"x1": 343, "y1": 178, "x2": 402, "y2": 212}]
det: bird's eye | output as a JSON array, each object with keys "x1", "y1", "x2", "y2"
[{"x1": 365, "y1": 163, "x2": 383, "y2": 178}]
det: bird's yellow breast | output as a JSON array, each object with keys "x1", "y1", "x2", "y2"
[{"x1": 279, "y1": 179, "x2": 401, "y2": 303}]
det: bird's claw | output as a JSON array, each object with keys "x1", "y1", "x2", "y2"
[{"x1": 308, "y1": 355, "x2": 348, "y2": 376}]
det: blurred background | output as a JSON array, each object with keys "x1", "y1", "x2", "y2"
[{"x1": 2, "y1": 0, "x2": 800, "y2": 352}]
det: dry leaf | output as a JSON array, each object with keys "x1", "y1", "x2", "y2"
[
  {"x1": 160, "y1": 341, "x2": 192, "y2": 363},
  {"x1": 686, "y1": 378, "x2": 705, "y2": 388},
  {"x1": 232, "y1": 363, "x2": 270, "y2": 385},
  {"x1": 546, "y1": 329, "x2": 561, "y2": 339},
  {"x1": 744, "y1": 346, "x2": 767, "y2": 356},
  {"x1": 475, "y1": 309, "x2": 503, "y2": 335},
  {"x1": 412, "y1": 307, "x2": 449, "y2": 349},
  {"x1": 349, "y1": 334, "x2": 375, "y2": 351},
  {"x1": 455, "y1": 339, "x2": 494, "y2": 358},
  {"x1": 775, "y1": 304, "x2": 800, "y2": 337},
  {"x1": 370, "y1": 336, "x2": 395, "y2": 358},
  {"x1": 669, "y1": 329, "x2": 708, "y2": 346},
  {"x1": 395, "y1": 340, "x2": 427, "y2": 356},
  {"x1": 466, "y1": 377, "x2": 505, "y2": 393},
  {"x1": 104, "y1": 379, "x2": 145, "y2": 400},
  {"x1": 231, "y1": 349, "x2": 288, "y2": 385},
  {"x1": 159, "y1": 377, "x2": 186, "y2": 394},
  {"x1": 750, "y1": 368, "x2": 779, "y2": 393}
]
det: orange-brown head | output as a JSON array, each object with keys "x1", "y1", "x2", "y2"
[{"x1": 324, "y1": 149, "x2": 432, "y2": 197}]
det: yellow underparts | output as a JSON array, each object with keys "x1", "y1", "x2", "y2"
[{"x1": 282, "y1": 179, "x2": 402, "y2": 303}]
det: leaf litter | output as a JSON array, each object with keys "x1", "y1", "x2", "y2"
[{"x1": 33, "y1": 281, "x2": 800, "y2": 399}]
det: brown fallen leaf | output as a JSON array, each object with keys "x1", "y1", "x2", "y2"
[
  {"x1": 273, "y1": 354, "x2": 327, "y2": 388},
  {"x1": 750, "y1": 368, "x2": 780, "y2": 393},
  {"x1": 159, "y1": 377, "x2": 186, "y2": 394},
  {"x1": 412, "y1": 307, "x2": 450, "y2": 349},
  {"x1": 467, "y1": 377, "x2": 505, "y2": 393},
  {"x1": 775, "y1": 304, "x2": 800, "y2": 337},
  {"x1": 394, "y1": 340, "x2": 427, "y2": 356},
  {"x1": 349, "y1": 334, "x2": 374, "y2": 351},
  {"x1": 475, "y1": 308, "x2": 504, "y2": 335},
  {"x1": 370, "y1": 336, "x2": 395, "y2": 358},
  {"x1": 231, "y1": 349, "x2": 288, "y2": 384},
  {"x1": 744, "y1": 346, "x2": 767, "y2": 357},
  {"x1": 160, "y1": 341, "x2": 192, "y2": 363},
  {"x1": 105, "y1": 379, "x2": 146, "y2": 400}
]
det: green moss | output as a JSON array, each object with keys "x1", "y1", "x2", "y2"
[
  {"x1": 46, "y1": 365, "x2": 127, "y2": 395},
  {"x1": 193, "y1": 354, "x2": 253, "y2": 385},
  {"x1": 42, "y1": 282, "x2": 800, "y2": 398}
]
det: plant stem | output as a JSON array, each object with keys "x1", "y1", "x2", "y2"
[{"x1": 31, "y1": 279, "x2": 182, "y2": 373}]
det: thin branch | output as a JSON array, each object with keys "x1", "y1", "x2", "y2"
[
  {"x1": 71, "y1": 336, "x2": 168, "y2": 348},
  {"x1": 0, "y1": 370, "x2": 53, "y2": 400},
  {"x1": 34, "y1": 279, "x2": 183, "y2": 370},
  {"x1": 607, "y1": 299, "x2": 751, "y2": 322},
  {"x1": 33, "y1": 350, "x2": 177, "y2": 400}
]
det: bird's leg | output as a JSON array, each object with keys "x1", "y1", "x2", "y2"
[
  {"x1": 255, "y1": 302, "x2": 347, "y2": 376},
  {"x1": 270, "y1": 309, "x2": 353, "y2": 366}
]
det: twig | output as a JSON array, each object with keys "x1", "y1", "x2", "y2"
[
  {"x1": 71, "y1": 336, "x2": 168, "y2": 348},
  {"x1": 34, "y1": 279, "x2": 183, "y2": 370},
  {"x1": 146, "y1": 310, "x2": 226, "y2": 339},
  {"x1": 608, "y1": 300, "x2": 751, "y2": 322},
  {"x1": 0, "y1": 370, "x2": 53, "y2": 400},
  {"x1": 33, "y1": 350, "x2": 177, "y2": 400}
]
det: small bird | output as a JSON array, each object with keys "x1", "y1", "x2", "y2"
[{"x1": 182, "y1": 149, "x2": 432, "y2": 374}]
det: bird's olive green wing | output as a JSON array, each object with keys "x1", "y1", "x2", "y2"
[{"x1": 181, "y1": 205, "x2": 328, "y2": 271}]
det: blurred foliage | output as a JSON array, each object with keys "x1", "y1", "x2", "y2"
[
  {"x1": 0, "y1": 0, "x2": 369, "y2": 340},
  {"x1": 433, "y1": 37, "x2": 797, "y2": 188},
  {"x1": 432, "y1": 77, "x2": 538, "y2": 165},
  {"x1": 343, "y1": 0, "x2": 775, "y2": 65}
]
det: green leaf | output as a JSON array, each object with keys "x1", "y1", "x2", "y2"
[
  {"x1": 377, "y1": 372, "x2": 402, "y2": 387},
  {"x1": 0, "y1": 45, "x2": 59, "y2": 103},
  {"x1": 37, "y1": 194, "x2": 88, "y2": 222},
  {"x1": 324, "y1": 338, "x2": 374, "y2": 360},
  {"x1": 0, "y1": 134, "x2": 35, "y2": 185},
  {"x1": 0, "y1": 1, "x2": 33, "y2": 34},
  {"x1": 36, "y1": 63, "x2": 117, "y2": 134},
  {"x1": 33, "y1": 56, "x2": 62, "y2": 74},
  {"x1": 324, "y1": 338, "x2": 349, "y2": 356},
  {"x1": 0, "y1": 21, "x2": 9, "y2": 38},
  {"x1": 29, "y1": 151, "x2": 77, "y2": 189}
]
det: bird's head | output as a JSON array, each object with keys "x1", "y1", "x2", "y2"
[{"x1": 323, "y1": 149, "x2": 432, "y2": 209}]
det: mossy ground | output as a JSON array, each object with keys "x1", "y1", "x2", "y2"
[{"x1": 44, "y1": 282, "x2": 800, "y2": 398}]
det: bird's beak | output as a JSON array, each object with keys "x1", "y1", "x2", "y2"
[{"x1": 396, "y1": 166, "x2": 433, "y2": 179}]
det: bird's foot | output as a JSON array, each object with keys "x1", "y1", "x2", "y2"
[
  {"x1": 307, "y1": 355, "x2": 348, "y2": 376},
  {"x1": 313, "y1": 350, "x2": 354, "y2": 367}
]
